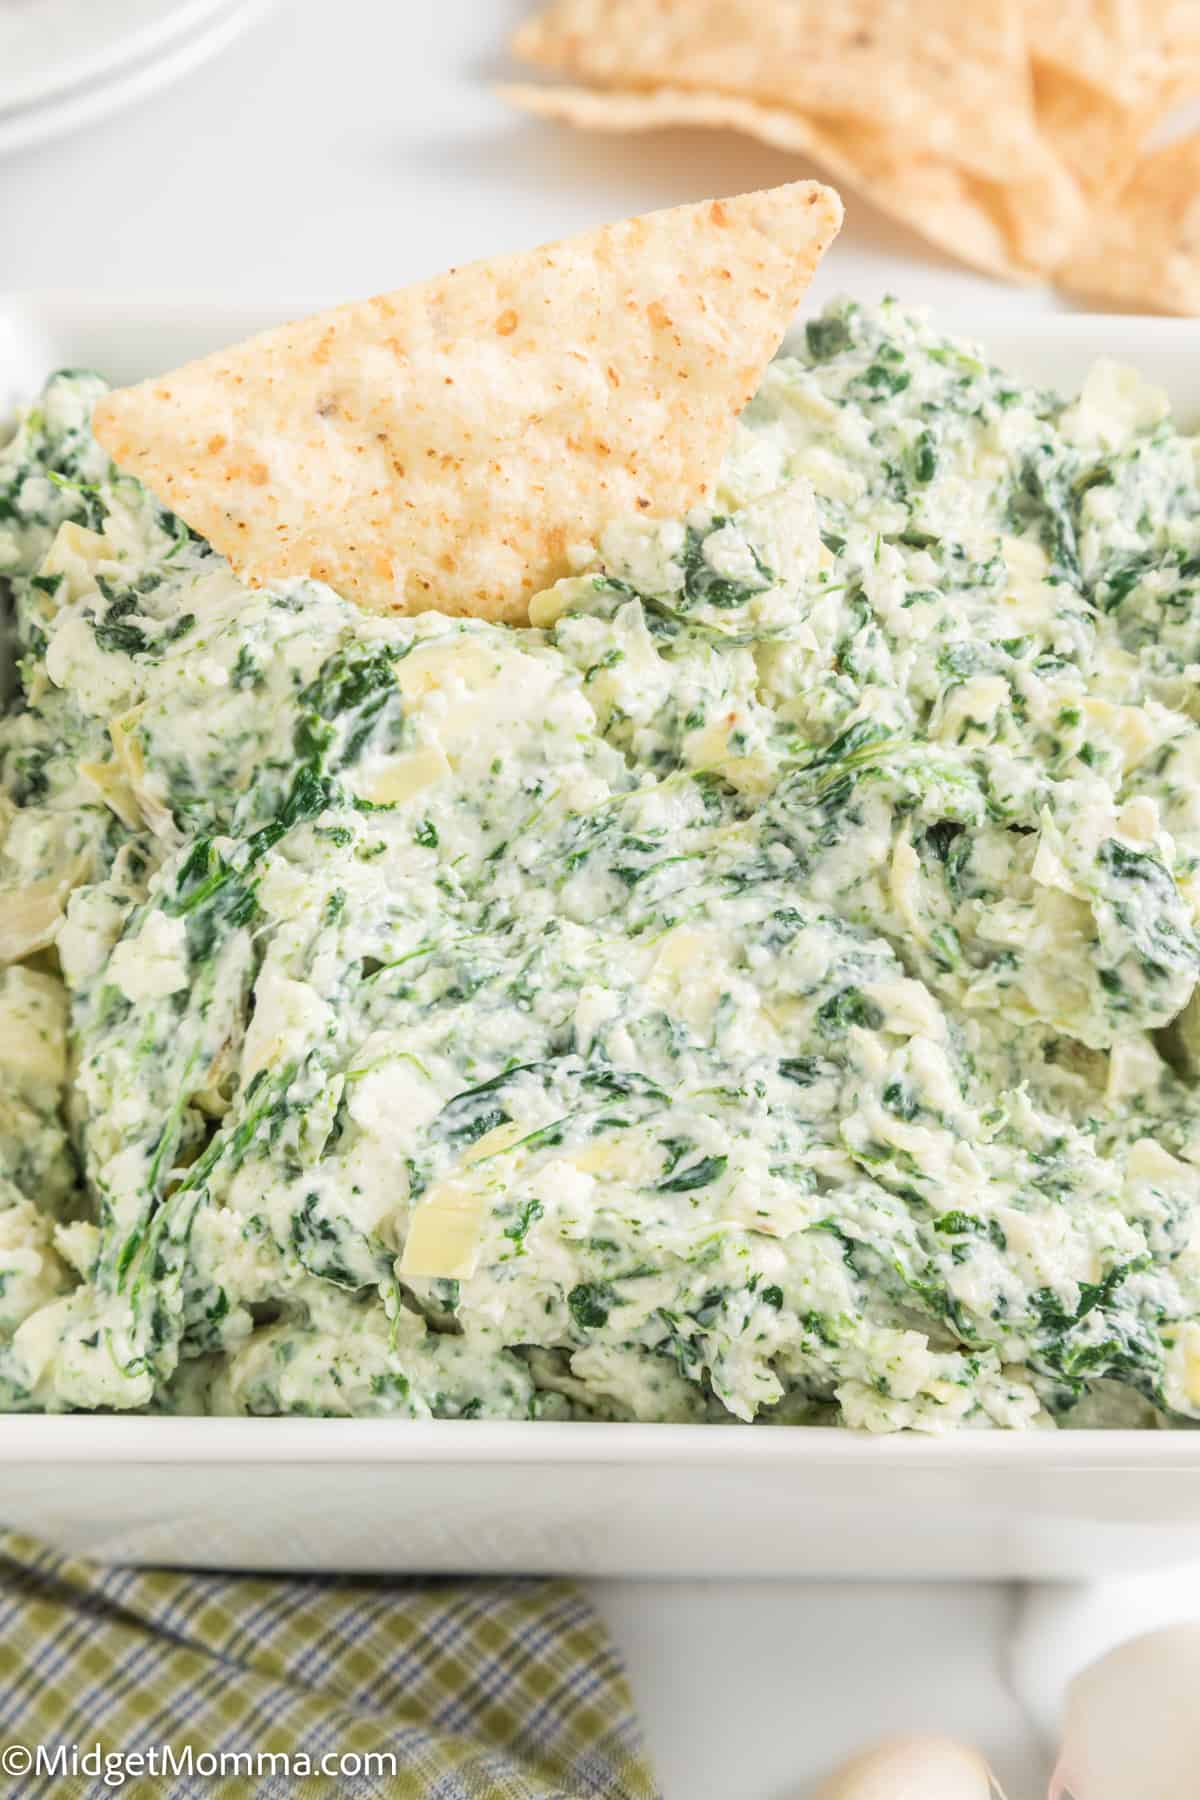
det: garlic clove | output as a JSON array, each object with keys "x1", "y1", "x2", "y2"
[
  {"x1": 1052, "y1": 1623, "x2": 1200, "y2": 1800},
  {"x1": 814, "y1": 1732, "x2": 1000, "y2": 1799}
]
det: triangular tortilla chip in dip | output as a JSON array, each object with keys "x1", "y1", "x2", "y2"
[
  {"x1": 92, "y1": 183, "x2": 842, "y2": 622},
  {"x1": 1058, "y1": 131, "x2": 1200, "y2": 314},
  {"x1": 513, "y1": 0, "x2": 1047, "y2": 185}
]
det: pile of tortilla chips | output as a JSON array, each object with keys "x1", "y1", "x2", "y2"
[{"x1": 504, "y1": 0, "x2": 1200, "y2": 313}]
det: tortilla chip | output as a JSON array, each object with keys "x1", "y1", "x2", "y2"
[
  {"x1": 1027, "y1": 0, "x2": 1175, "y2": 110},
  {"x1": 1030, "y1": 0, "x2": 1200, "y2": 197},
  {"x1": 93, "y1": 183, "x2": 842, "y2": 623},
  {"x1": 1164, "y1": 0, "x2": 1200, "y2": 94},
  {"x1": 504, "y1": 82, "x2": 1084, "y2": 280},
  {"x1": 1034, "y1": 64, "x2": 1153, "y2": 195},
  {"x1": 512, "y1": 0, "x2": 1047, "y2": 185},
  {"x1": 994, "y1": 121, "x2": 1091, "y2": 272},
  {"x1": 1058, "y1": 131, "x2": 1200, "y2": 313}
]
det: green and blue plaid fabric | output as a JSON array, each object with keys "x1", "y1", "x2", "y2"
[{"x1": 0, "y1": 1530, "x2": 660, "y2": 1798}]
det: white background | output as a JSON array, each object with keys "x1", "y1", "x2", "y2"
[
  {"x1": 1, "y1": 0, "x2": 1075, "y2": 318},
  {"x1": 0, "y1": 3, "x2": 1066, "y2": 1793}
]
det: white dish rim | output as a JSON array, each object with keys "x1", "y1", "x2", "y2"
[
  {"x1": 3, "y1": 295, "x2": 1199, "y2": 370},
  {"x1": 6, "y1": 1414, "x2": 1200, "y2": 1465}
]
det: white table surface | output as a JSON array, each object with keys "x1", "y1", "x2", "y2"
[{"x1": 0, "y1": 3, "x2": 1068, "y2": 1792}]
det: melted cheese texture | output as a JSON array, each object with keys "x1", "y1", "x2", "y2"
[{"x1": 4, "y1": 302, "x2": 1200, "y2": 1431}]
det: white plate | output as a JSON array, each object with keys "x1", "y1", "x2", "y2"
[
  {"x1": 0, "y1": 0, "x2": 272, "y2": 156},
  {"x1": 0, "y1": 0, "x2": 237, "y2": 116},
  {"x1": 3, "y1": 299, "x2": 1200, "y2": 1578}
]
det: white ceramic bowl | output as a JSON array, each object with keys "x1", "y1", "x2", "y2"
[
  {"x1": 0, "y1": 3, "x2": 275, "y2": 160},
  {"x1": 3, "y1": 299, "x2": 1200, "y2": 1576}
]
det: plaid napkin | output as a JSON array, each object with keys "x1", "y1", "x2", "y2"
[{"x1": 0, "y1": 1530, "x2": 659, "y2": 1799}]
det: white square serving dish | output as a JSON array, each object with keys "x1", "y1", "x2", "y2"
[{"x1": 3, "y1": 298, "x2": 1200, "y2": 1579}]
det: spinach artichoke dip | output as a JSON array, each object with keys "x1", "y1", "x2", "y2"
[{"x1": 4, "y1": 298, "x2": 1200, "y2": 1431}]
